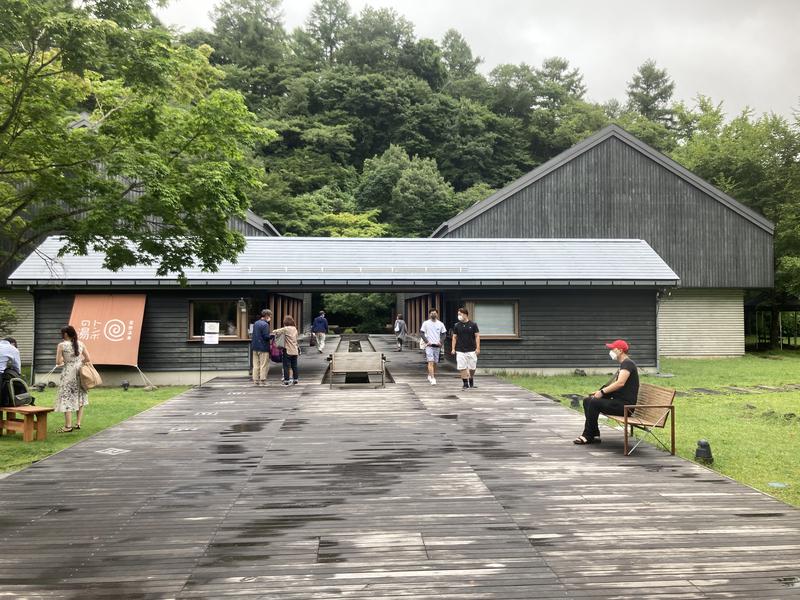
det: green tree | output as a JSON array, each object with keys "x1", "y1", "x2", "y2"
[
  {"x1": 441, "y1": 29, "x2": 481, "y2": 79},
  {"x1": 0, "y1": 0, "x2": 276, "y2": 279},
  {"x1": 0, "y1": 298, "x2": 17, "y2": 337},
  {"x1": 454, "y1": 182, "x2": 495, "y2": 212},
  {"x1": 209, "y1": 0, "x2": 286, "y2": 68},
  {"x1": 321, "y1": 292, "x2": 395, "y2": 332},
  {"x1": 338, "y1": 7, "x2": 414, "y2": 70},
  {"x1": 306, "y1": 0, "x2": 351, "y2": 65},
  {"x1": 626, "y1": 59, "x2": 676, "y2": 126},
  {"x1": 357, "y1": 145, "x2": 456, "y2": 237}
]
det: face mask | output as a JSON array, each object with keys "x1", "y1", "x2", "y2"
[
  {"x1": 609, "y1": 350, "x2": 618, "y2": 361},
  {"x1": 458, "y1": 315, "x2": 466, "y2": 322}
]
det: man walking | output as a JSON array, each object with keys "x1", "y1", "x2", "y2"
[
  {"x1": 250, "y1": 309, "x2": 272, "y2": 386},
  {"x1": 451, "y1": 307, "x2": 480, "y2": 389},
  {"x1": 420, "y1": 308, "x2": 447, "y2": 385},
  {"x1": 312, "y1": 310, "x2": 328, "y2": 353},
  {"x1": 393, "y1": 314, "x2": 408, "y2": 352}
]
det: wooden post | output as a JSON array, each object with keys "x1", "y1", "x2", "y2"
[{"x1": 670, "y1": 407, "x2": 676, "y2": 455}]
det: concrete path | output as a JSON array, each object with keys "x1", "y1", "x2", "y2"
[{"x1": 1, "y1": 336, "x2": 799, "y2": 598}]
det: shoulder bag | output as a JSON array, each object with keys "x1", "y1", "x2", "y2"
[{"x1": 79, "y1": 362, "x2": 102, "y2": 391}]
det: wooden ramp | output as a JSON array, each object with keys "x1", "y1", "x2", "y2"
[{"x1": 0, "y1": 351, "x2": 798, "y2": 598}]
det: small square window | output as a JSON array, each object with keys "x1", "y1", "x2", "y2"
[
  {"x1": 190, "y1": 300, "x2": 242, "y2": 339},
  {"x1": 468, "y1": 300, "x2": 519, "y2": 338}
]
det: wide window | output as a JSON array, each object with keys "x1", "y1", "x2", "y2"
[
  {"x1": 467, "y1": 300, "x2": 519, "y2": 338},
  {"x1": 190, "y1": 300, "x2": 247, "y2": 339}
]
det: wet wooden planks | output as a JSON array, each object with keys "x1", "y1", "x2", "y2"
[{"x1": 0, "y1": 338, "x2": 798, "y2": 598}]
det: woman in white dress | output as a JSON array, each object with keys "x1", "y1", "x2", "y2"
[{"x1": 55, "y1": 325, "x2": 92, "y2": 433}]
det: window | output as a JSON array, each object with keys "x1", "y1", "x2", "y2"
[
  {"x1": 467, "y1": 300, "x2": 519, "y2": 338},
  {"x1": 190, "y1": 300, "x2": 248, "y2": 340}
]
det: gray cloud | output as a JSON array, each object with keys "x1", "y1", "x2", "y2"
[{"x1": 156, "y1": 0, "x2": 799, "y2": 118}]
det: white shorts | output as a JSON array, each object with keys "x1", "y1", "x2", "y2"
[
  {"x1": 425, "y1": 346, "x2": 441, "y2": 363},
  {"x1": 456, "y1": 351, "x2": 477, "y2": 371}
]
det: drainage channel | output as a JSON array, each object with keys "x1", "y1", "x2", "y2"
[{"x1": 322, "y1": 334, "x2": 394, "y2": 386}]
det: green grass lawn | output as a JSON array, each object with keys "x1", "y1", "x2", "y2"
[
  {"x1": 0, "y1": 385, "x2": 188, "y2": 473},
  {"x1": 505, "y1": 351, "x2": 800, "y2": 508}
]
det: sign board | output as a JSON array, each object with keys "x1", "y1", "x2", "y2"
[
  {"x1": 203, "y1": 321, "x2": 220, "y2": 345},
  {"x1": 69, "y1": 295, "x2": 147, "y2": 366}
]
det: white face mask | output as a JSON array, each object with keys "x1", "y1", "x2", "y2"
[
  {"x1": 609, "y1": 350, "x2": 618, "y2": 361},
  {"x1": 458, "y1": 315, "x2": 466, "y2": 322}
]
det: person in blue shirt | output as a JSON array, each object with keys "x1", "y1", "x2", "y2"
[
  {"x1": 0, "y1": 337, "x2": 22, "y2": 405},
  {"x1": 311, "y1": 310, "x2": 329, "y2": 353},
  {"x1": 251, "y1": 309, "x2": 272, "y2": 386},
  {"x1": 0, "y1": 337, "x2": 21, "y2": 375}
]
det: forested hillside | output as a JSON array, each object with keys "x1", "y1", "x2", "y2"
[{"x1": 180, "y1": 0, "x2": 720, "y2": 239}]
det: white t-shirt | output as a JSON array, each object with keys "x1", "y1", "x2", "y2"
[{"x1": 420, "y1": 319, "x2": 447, "y2": 346}]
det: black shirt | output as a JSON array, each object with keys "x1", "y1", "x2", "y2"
[
  {"x1": 453, "y1": 320, "x2": 479, "y2": 352},
  {"x1": 611, "y1": 358, "x2": 639, "y2": 404}
]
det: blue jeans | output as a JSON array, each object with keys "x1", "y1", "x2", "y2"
[{"x1": 282, "y1": 351, "x2": 298, "y2": 382}]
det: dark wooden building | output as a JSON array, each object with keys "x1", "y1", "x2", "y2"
[
  {"x1": 433, "y1": 125, "x2": 775, "y2": 357},
  {"x1": 11, "y1": 237, "x2": 678, "y2": 383}
]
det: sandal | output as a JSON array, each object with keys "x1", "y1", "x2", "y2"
[
  {"x1": 74, "y1": 424, "x2": 81, "y2": 430},
  {"x1": 573, "y1": 435, "x2": 601, "y2": 445},
  {"x1": 56, "y1": 426, "x2": 74, "y2": 433}
]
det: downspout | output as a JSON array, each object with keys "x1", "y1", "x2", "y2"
[
  {"x1": 28, "y1": 286, "x2": 35, "y2": 385},
  {"x1": 655, "y1": 289, "x2": 663, "y2": 373}
]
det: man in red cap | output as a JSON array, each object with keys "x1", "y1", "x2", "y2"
[{"x1": 574, "y1": 339, "x2": 639, "y2": 445}]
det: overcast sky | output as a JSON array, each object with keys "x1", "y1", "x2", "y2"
[{"x1": 155, "y1": 0, "x2": 799, "y2": 119}]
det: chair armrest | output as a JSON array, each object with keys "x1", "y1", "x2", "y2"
[{"x1": 623, "y1": 404, "x2": 675, "y2": 414}]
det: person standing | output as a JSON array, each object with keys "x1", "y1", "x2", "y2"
[
  {"x1": 250, "y1": 309, "x2": 272, "y2": 386},
  {"x1": 574, "y1": 339, "x2": 639, "y2": 445},
  {"x1": 55, "y1": 325, "x2": 92, "y2": 433},
  {"x1": 311, "y1": 310, "x2": 328, "y2": 353},
  {"x1": 451, "y1": 307, "x2": 480, "y2": 389},
  {"x1": 393, "y1": 314, "x2": 408, "y2": 352},
  {"x1": 420, "y1": 309, "x2": 447, "y2": 385},
  {"x1": 272, "y1": 316, "x2": 300, "y2": 385}
]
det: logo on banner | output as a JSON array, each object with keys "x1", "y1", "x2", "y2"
[{"x1": 79, "y1": 319, "x2": 136, "y2": 342}]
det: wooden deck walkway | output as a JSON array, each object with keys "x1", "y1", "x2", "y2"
[{"x1": 0, "y1": 336, "x2": 799, "y2": 598}]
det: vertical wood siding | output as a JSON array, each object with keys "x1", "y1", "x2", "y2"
[
  {"x1": 659, "y1": 289, "x2": 744, "y2": 356},
  {"x1": 33, "y1": 291, "x2": 303, "y2": 373},
  {"x1": 445, "y1": 289, "x2": 657, "y2": 368},
  {"x1": 0, "y1": 291, "x2": 34, "y2": 363},
  {"x1": 445, "y1": 137, "x2": 773, "y2": 289}
]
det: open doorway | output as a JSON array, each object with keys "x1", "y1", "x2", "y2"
[{"x1": 311, "y1": 292, "x2": 396, "y2": 335}]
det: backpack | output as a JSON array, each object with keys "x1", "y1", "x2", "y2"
[{"x1": 1, "y1": 369, "x2": 34, "y2": 407}]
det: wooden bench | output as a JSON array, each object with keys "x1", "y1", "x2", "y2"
[
  {"x1": 604, "y1": 382, "x2": 676, "y2": 456},
  {"x1": 1, "y1": 405, "x2": 55, "y2": 442},
  {"x1": 329, "y1": 352, "x2": 386, "y2": 389}
]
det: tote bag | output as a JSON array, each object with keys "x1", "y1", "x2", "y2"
[
  {"x1": 269, "y1": 340, "x2": 283, "y2": 364},
  {"x1": 79, "y1": 362, "x2": 103, "y2": 391}
]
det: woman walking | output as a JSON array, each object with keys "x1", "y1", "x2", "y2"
[
  {"x1": 393, "y1": 314, "x2": 408, "y2": 351},
  {"x1": 55, "y1": 325, "x2": 92, "y2": 433},
  {"x1": 272, "y1": 316, "x2": 300, "y2": 385}
]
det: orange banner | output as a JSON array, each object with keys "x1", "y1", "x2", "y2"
[{"x1": 69, "y1": 295, "x2": 147, "y2": 366}]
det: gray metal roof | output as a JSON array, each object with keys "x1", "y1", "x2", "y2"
[
  {"x1": 432, "y1": 124, "x2": 775, "y2": 237},
  {"x1": 8, "y1": 236, "x2": 679, "y2": 288}
]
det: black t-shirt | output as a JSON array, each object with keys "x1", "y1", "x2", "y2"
[
  {"x1": 453, "y1": 320, "x2": 479, "y2": 352},
  {"x1": 612, "y1": 358, "x2": 639, "y2": 404}
]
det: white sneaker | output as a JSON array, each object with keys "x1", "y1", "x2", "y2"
[
  {"x1": 426, "y1": 375, "x2": 432, "y2": 384},
  {"x1": 430, "y1": 377, "x2": 437, "y2": 385}
]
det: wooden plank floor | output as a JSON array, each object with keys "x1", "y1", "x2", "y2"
[{"x1": 0, "y1": 336, "x2": 798, "y2": 598}]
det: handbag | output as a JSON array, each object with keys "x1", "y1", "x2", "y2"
[
  {"x1": 274, "y1": 331, "x2": 286, "y2": 349},
  {"x1": 269, "y1": 340, "x2": 283, "y2": 363},
  {"x1": 418, "y1": 337, "x2": 427, "y2": 350},
  {"x1": 79, "y1": 362, "x2": 102, "y2": 390}
]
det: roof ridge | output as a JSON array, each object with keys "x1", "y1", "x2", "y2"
[{"x1": 432, "y1": 124, "x2": 774, "y2": 237}]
